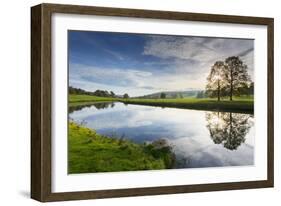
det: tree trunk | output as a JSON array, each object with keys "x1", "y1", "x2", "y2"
[
  {"x1": 230, "y1": 67, "x2": 233, "y2": 101},
  {"x1": 230, "y1": 112, "x2": 233, "y2": 134},
  {"x1": 217, "y1": 79, "x2": 220, "y2": 101}
]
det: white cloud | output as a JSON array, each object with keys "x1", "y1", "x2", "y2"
[
  {"x1": 143, "y1": 36, "x2": 217, "y2": 62},
  {"x1": 69, "y1": 63, "x2": 209, "y2": 96},
  {"x1": 143, "y1": 36, "x2": 254, "y2": 73}
]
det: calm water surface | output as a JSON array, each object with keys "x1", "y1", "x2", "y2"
[{"x1": 69, "y1": 102, "x2": 254, "y2": 168}]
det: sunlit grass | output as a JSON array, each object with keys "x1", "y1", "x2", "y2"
[
  {"x1": 120, "y1": 97, "x2": 253, "y2": 113},
  {"x1": 68, "y1": 122, "x2": 175, "y2": 173},
  {"x1": 69, "y1": 94, "x2": 116, "y2": 103}
]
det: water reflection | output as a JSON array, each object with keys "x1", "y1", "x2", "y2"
[
  {"x1": 69, "y1": 102, "x2": 115, "y2": 113},
  {"x1": 69, "y1": 102, "x2": 254, "y2": 168},
  {"x1": 93, "y1": 102, "x2": 115, "y2": 110},
  {"x1": 205, "y1": 112, "x2": 253, "y2": 150}
]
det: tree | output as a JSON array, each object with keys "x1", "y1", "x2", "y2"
[
  {"x1": 206, "y1": 61, "x2": 226, "y2": 101},
  {"x1": 225, "y1": 56, "x2": 251, "y2": 101},
  {"x1": 234, "y1": 81, "x2": 253, "y2": 96},
  {"x1": 249, "y1": 82, "x2": 254, "y2": 95},
  {"x1": 160, "y1": 92, "x2": 166, "y2": 99},
  {"x1": 110, "y1": 91, "x2": 115, "y2": 97},
  {"x1": 69, "y1": 86, "x2": 94, "y2": 95},
  {"x1": 123, "y1": 93, "x2": 129, "y2": 98},
  {"x1": 93, "y1": 89, "x2": 111, "y2": 97},
  {"x1": 196, "y1": 91, "x2": 204, "y2": 98}
]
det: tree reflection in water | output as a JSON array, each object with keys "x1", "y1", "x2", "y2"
[
  {"x1": 69, "y1": 102, "x2": 115, "y2": 113},
  {"x1": 93, "y1": 102, "x2": 115, "y2": 110},
  {"x1": 205, "y1": 111, "x2": 253, "y2": 150}
]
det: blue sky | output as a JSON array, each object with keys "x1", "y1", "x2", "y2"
[{"x1": 68, "y1": 30, "x2": 254, "y2": 97}]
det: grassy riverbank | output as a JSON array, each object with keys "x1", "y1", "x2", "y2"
[
  {"x1": 68, "y1": 122, "x2": 175, "y2": 173},
  {"x1": 69, "y1": 94, "x2": 115, "y2": 103},
  {"x1": 69, "y1": 94, "x2": 254, "y2": 113},
  {"x1": 121, "y1": 97, "x2": 253, "y2": 113}
]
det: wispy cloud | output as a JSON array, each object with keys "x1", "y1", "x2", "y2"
[
  {"x1": 143, "y1": 36, "x2": 218, "y2": 62},
  {"x1": 143, "y1": 35, "x2": 253, "y2": 67},
  {"x1": 103, "y1": 49, "x2": 125, "y2": 60}
]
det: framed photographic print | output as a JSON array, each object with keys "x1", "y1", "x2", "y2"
[{"x1": 31, "y1": 3, "x2": 274, "y2": 202}]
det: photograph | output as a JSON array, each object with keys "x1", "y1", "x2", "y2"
[
  {"x1": 67, "y1": 30, "x2": 255, "y2": 174},
  {"x1": 30, "y1": 3, "x2": 274, "y2": 201}
]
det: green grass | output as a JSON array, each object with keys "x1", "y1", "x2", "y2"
[
  {"x1": 69, "y1": 94, "x2": 254, "y2": 113},
  {"x1": 68, "y1": 122, "x2": 175, "y2": 173},
  {"x1": 69, "y1": 94, "x2": 116, "y2": 103},
  {"x1": 120, "y1": 97, "x2": 253, "y2": 114}
]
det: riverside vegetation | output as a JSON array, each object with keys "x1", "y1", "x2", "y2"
[{"x1": 69, "y1": 122, "x2": 175, "y2": 173}]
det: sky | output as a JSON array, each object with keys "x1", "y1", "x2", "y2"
[{"x1": 68, "y1": 30, "x2": 254, "y2": 97}]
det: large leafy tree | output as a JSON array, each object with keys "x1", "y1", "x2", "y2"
[
  {"x1": 123, "y1": 93, "x2": 129, "y2": 99},
  {"x1": 206, "y1": 61, "x2": 227, "y2": 101},
  {"x1": 225, "y1": 56, "x2": 251, "y2": 101}
]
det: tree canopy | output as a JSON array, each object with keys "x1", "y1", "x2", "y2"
[
  {"x1": 69, "y1": 86, "x2": 116, "y2": 97},
  {"x1": 160, "y1": 92, "x2": 166, "y2": 99},
  {"x1": 206, "y1": 61, "x2": 227, "y2": 101},
  {"x1": 123, "y1": 93, "x2": 129, "y2": 98},
  {"x1": 205, "y1": 56, "x2": 252, "y2": 101},
  {"x1": 225, "y1": 56, "x2": 251, "y2": 100}
]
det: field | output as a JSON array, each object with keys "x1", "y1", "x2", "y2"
[
  {"x1": 68, "y1": 122, "x2": 175, "y2": 173},
  {"x1": 69, "y1": 94, "x2": 115, "y2": 104},
  {"x1": 69, "y1": 94, "x2": 254, "y2": 113}
]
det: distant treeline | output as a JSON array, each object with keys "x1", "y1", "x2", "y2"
[
  {"x1": 69, "y1": 86, "x2": 130, "y2": 98},
  {"x1": 136, "y1": 90, "x2": 199, "y2": 99},
  {"x1": 69, "y1": 86, "x2": 116, "y2": 97}
]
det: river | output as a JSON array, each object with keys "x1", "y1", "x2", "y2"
[{"x1": 69, "y1": 102, "x2": 254, "y2": 169}]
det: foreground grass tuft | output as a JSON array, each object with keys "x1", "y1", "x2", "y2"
[{"x1": 68, "y1": 122, "x2": 175, "y2": 173}]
